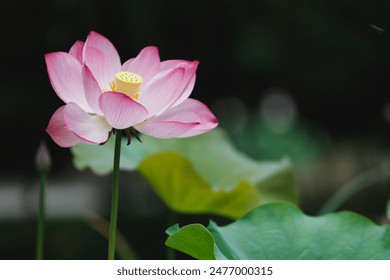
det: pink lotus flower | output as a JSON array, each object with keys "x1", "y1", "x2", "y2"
[{"x1": 45, "y1": 31, "x2": 218, "y2": 147}]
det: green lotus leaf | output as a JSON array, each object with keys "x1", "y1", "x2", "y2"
[
  {"x1": 71, "y1": 128, "x2": 298, "y2": 206},
  {"x1": 166, "y1": 202, "x2": 390, "y2": 260},
  {"x1": 138, "y1": 152, "x2": 261, "y2": 219},
  {"x1": 165, "y1": 224, "x2": 217, "y2": 260}
]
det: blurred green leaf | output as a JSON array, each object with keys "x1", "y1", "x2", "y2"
[
  {"x1": 139, "y1": 152, "x2": 261, "y2": 219},
  {"x1": 71, "y1": 128, "x2": 298, "y2": 202},
  {"x1": 71, "y1": 134, "x2": 144, "y2": 175},
  {"x1": 166, "y1": 203, "x2": 390, "y2": 260},
  {"x1": 231, "y1": 115, "x2": 329, "y2": 164}
]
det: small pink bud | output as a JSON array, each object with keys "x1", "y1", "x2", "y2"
[{"x1": 35, "y1": 141, "x2": 51, "y2": 173}]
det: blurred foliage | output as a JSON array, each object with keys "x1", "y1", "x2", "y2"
[
  {"x1": 230, "y1": 114, "x2": 329, "y2": 164},
  {"x1": 0, "y1": 220, "x2": 108, "y2": 260},
  {"x1": 166, "y1": 202, "x2": 390, "y2": 260},
  {"x1": 319, "y1": 158, "x2": 390, "y2": 214},
  {"x1": 72, "y1": 129, "x2": 298, "y2": 218},
  {"x1": 139, "y1": 152, "x2": 261, "y2": 219}
]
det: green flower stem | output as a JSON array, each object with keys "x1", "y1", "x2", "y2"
[
  {"x1": 108, "y1": 130, "x2": 123, "y2": 260},
  {"x1": 166, "y1": 211, "x2": 177, "y2": 260},
  {"x1": 36, "y1": 170, "x2": 46, "y2": 260}
]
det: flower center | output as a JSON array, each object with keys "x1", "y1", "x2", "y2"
[{"x1": 111, "y1": 71, "x2": 143, "y2": 100}]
